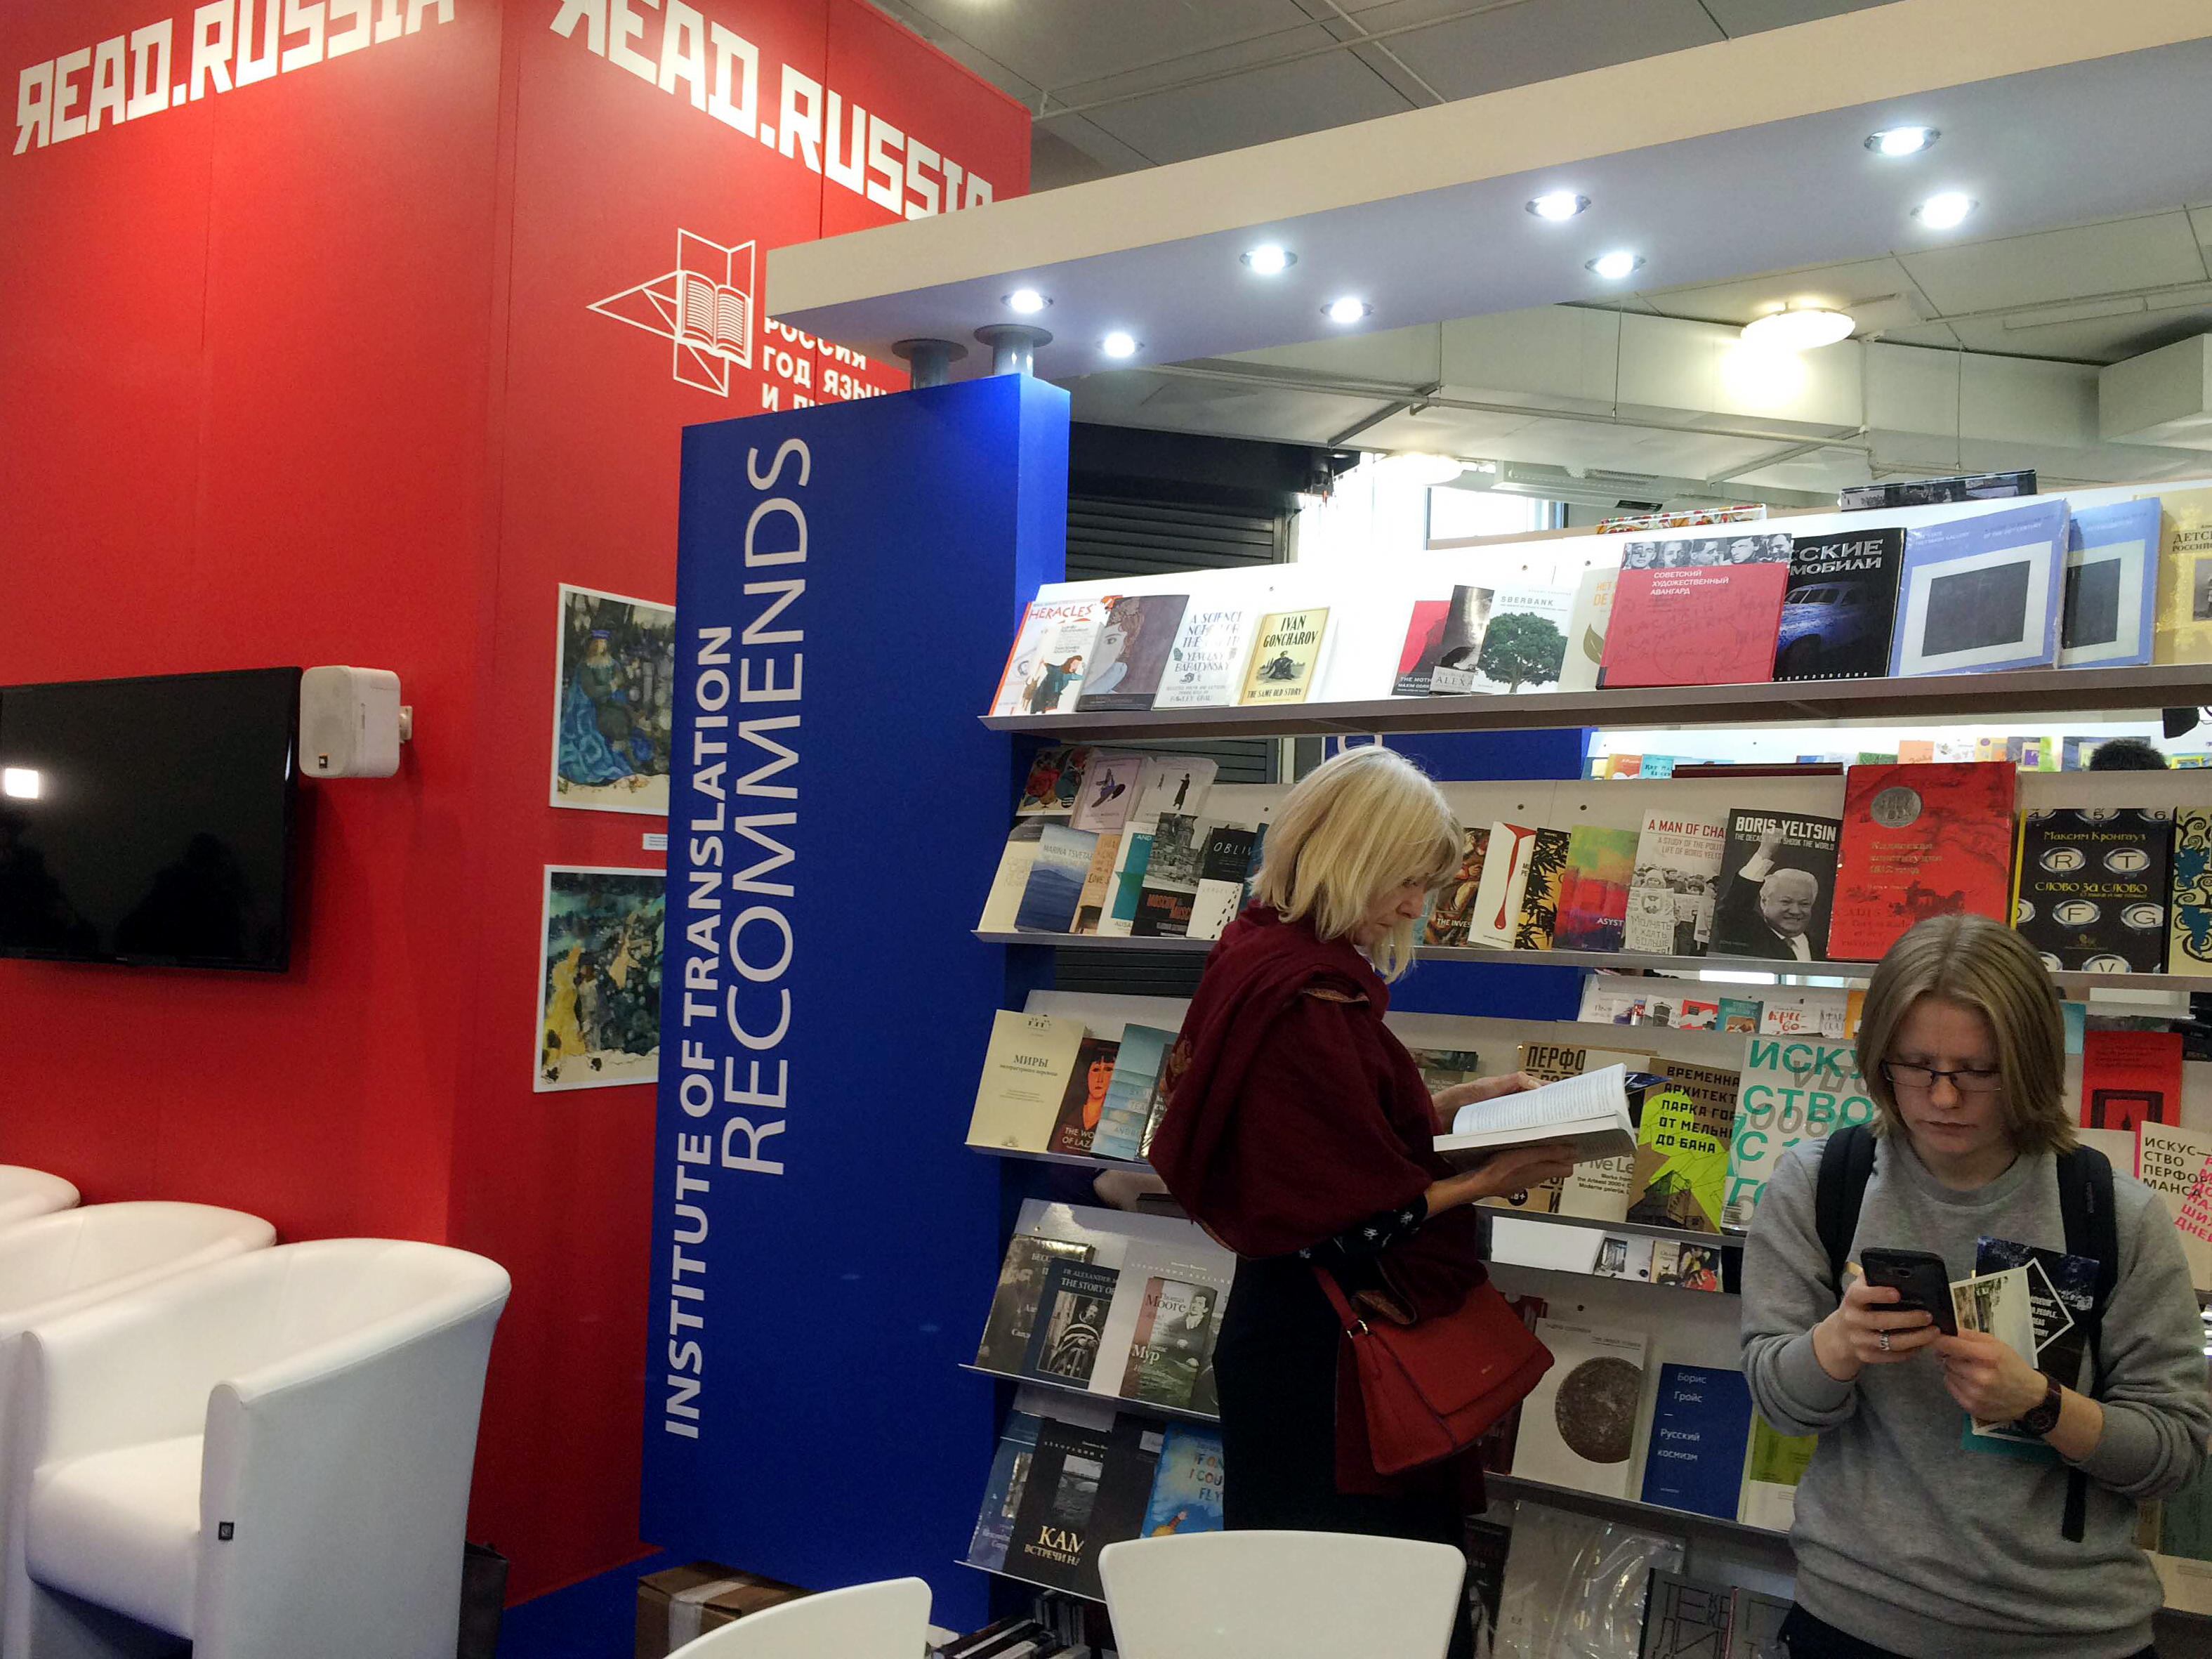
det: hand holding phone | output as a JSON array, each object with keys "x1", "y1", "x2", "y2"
[
  {"x1": 1859, "y1": 1248, "x2": 1959, "y2": 1337},
  {"x1": 1812, "y1": 1247, "x2": 1951, "y2": 1381}
]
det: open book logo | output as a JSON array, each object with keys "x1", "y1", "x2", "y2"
[{"x1": 589, "y1": 229, "x2": 757, "y2": 398}]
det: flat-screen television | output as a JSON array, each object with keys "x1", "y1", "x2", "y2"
[{"x1": 0, "y1": 668, "x2": 302, "y2": 971}]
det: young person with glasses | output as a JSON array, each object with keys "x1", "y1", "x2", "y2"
[{"x1": 1742, "y1": 913, "x2": 2210, "y2": 1659}]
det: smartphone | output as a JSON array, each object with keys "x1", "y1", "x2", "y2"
[{"x1": 1858, "y1": 1247, "x2": 1958, "y2": 1335}]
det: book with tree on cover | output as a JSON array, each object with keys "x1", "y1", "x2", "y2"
[
  {"x1": 1600, "y1": 533, "x2": 1794, "y2": 688},
  {"x1": 1711, "y1": 810, "x2": 1841, "y2": 964},
  {"x1": 1724, "y1": 1035, "x2": 1876, "y2": 1227},
  {"x1": 992, "y1": 598, "x2": 1105, "y2": 715},
  {"x1": 1154, "y1": 605, "x2": 1256, "y2": 709},
  {"x1": 1515, "y1": 828, "x2": 1572, "y2": 949},
  {"x1": 1626, "y1": 1061, "x2": 1737, "y2": 1233},
  {"x1": 2012, "y1": 808, "x2": 2173, "y2": 973},
  {"x1": 1624, "y1": 811, "x2": 1728, "y2": 955},
  {"x1": 968, "y1": 1010, "x2": 1087, "y2": 1152},
  {"x1": 1774, "y1": 527, "x2": 1907, "y2": 681},
  {"x1": 1557, "y1": 565, "x2": 1620, "y2": 694},
  {"x1": 1421, "y1": 827, "x2": 1489, "y2": 947},
  {"x1": 1826, "y1": 761, "x2": 2017, "y2": 962},
  {"x1": 1048, "y1": 1037, "x2": 1121, "y2": 1157},
  {"x1": 1553, "y1": 825, "x2": 1640, "y2": 952},
  {"x1": 976, "y1": 1240, "x2": 1097, "y2": 1374},
  {"x1": 1461, "y1": 586, "x2": 1572, "y2": 694},
  {"x1": 1078, "y1": 594, "x2": 1190, "y2": 712},
  {"x1": 1469, "y1": 822, "x2": 1541, "y2": 948},
  {"x1": 1239, "y1": 610, "x2": 1329, "y2": 703},
  {"x1": 2173, "y1": 808, "x2": 2212, "y2": 978},
  {"x1": 2143, "y1": 487, "x2": 2212, "y2": 666}
]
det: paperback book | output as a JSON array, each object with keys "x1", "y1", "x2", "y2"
[
  {"x1": 2174, "y1": 808, "x2": 2212, "y2": 978},
  {"x1": 966, "y1": 1408, "x2": 1044, "y2": 1572},
  {"x1": 2080, "y1": 1029, "x2": 2182, "y2": 1133},
  {"x1": 2059, "y1": 499, "x2": 2161, "y2": 668},
  {"x1": 1077, "y1": 594, "x2": 1189, "y2": 712},
  {"x1": 1724, "y1": 1036, "x2": 1876, "y2": 1228},
  {"x1": 1116, "y1": 1260, "x2": 1227, "y2": 1412},
  {"x1": 1469, "y1": 822, "x2": 1541, "y2": 949},
  {"x1": 1187, "y1": 825, "x2": 1260, "y2": 941},
  {"x1": 1888, "y1": 499, "x2": 2071, "y2": 677},
  {"x1": 1070, "y1": 832, "x2": 1124, "y2": 936},
  {"x1": 976, "y1": 1240, "x2": 1098, "y2": 1375},
  {"x1": 1826, "y1": 761, "x2": 2017, "y2": 962},
  {"x1": 1091, "y1": 1025, "x2": 1178, "y2": 1162},
  {"x1": 2136, "y1": 1122, "x2": 2212, "y2": 1294},
  {"x1": 1422, "y1": 827, "x2": 1489, "y2": 947},
  {"x1": 1393, "y1": 598, "x2": 1455, "y2": 697},
  {"x1": 1007, "y1": 1414, "x2": 1161, "y2": 1600},
  {"x1": 1013, "y1": 824, "x2": 1100, "y2": 934},
  {"x1": 1774, "y1": 527, "x2": 1906, "y2": 681},
  {"x1": 1623, "y1": 811, "x2": 1727, "y2": 955},
  {"x1": 1154, "y1": 605, "x2": 1256, "y2": 709},
  {"x1": 1514, "y1": 1319, "x2": 1650, "y2": 1497},
  {"x1": 978, "y1": 821, "x2": 1049, "y2": 932},
  {"x1": 1556, "y1": 565, "x2": 1619, "y2": 694},
  {"x1": 1239, "y1": 609, "x2": 1329, "y2": 703},
  {"x1": 994, "y1": 598, "x2": 1105, "y2": 716},
  {"x1": 1048, "y1": 1037, "x2": 1122, "y2": 1158},
  {"x1": 2011, "y1": 807, "x2": 2173, "y2": 973},
  {"x1": 1710, "y1": 809, "x2": 1841, "y2": 964},
  {"x1": 1460, "y1": 585, "x2": 1572, "y2": 694},
  {"x1": 1132, "y1": 757, "x2": 1218, "y2": 825},
  {"x1": 1965, "y1": 1235, "x2": 2099, "y2": 1459},
  {"x1": 1426, "y1": 585, "x2": 1500, "y2": 695},
  {"x1": 1739, "y1": 1417, "x2": 1817, "y2": 1531},
  {"x1": 969, "y1": 1011, "x2": 1088, "y2": 1153},
  {"x1": 1132, "y1": 812, "x2": 1203, "y2": 938},
  {"x1": 1535, "y1": 1040, "x2": 1652, "y2": 1222},
  {"x1": 1021, "y1": 1259, "x2": 1124, "y2": 1385},
  {"x1": 1626, "y1": 1062, "x2": 1737, "y2": 1233},
  {"x1": 1639, "y1": 1363, "x2": 1753, "y2": 1520},
  {"x1": 1515, "y1": 828, "x2": 1572, "y2": 949},
  {"x1": 1016, "y1": 746, "x2": 1096, "y2": 815},
  {"x1": 1440, "y1": 1062, "x2": 1638, "y2": 1167},
  {"x1": 1066, "y1": 752, "x2": 1145, "y2": 834},
  {"x1": 1553, "y1": 825, "x2": 1639, "y2": 952},
  {"x1": 1651, "y1": 1240, "x2": 1724, "y2": 1292},
  {"x1": 1139, "y1": 1424, "x2": 1225, "y2": 1537}
]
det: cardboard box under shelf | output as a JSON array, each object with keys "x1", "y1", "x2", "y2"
[{"x1": 636, "y1": 1562, "x2": 807, "y2": 1658}]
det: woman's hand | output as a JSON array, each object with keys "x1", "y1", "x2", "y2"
[
  {"x1": 1810, "y1": 1276, "x2": 1940, "y2": 1381},
  {"x1": 1428, "y1": 1146, "x2": 1577, "y2": 1213},
  {"x1": 1932, "y1": 1331, "x2": 2049, "y2": 1424},
  {"x1": 1431, "y1": 1070, "x2": 1539, "y2": 1132}
]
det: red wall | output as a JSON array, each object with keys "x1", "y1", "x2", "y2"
[{"x1": 1, "y1": 0, "x2": 1026, "y2": 1602}]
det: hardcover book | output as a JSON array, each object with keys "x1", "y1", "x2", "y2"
[
  {"x1": 1139, "y1": 1424, "x2": 1225, "y2": 1537},
  {"x1": 1469, "y1": 822, "x2": 1541, "y2": 949},
  {"x1": 1775, "y1": 527, "x2": 1905, "y2": 681},
  {"x1": 1187, "y1": 825, "x2": 1260, "y2": 941},
  {"x1": 2058, "y1": 499, "x2": 2161, "y2": 668},
  {"x1": 1239, "y1": 609, "x2": 1329, "y2": 704},
  {"x1": 1513, "y1": 1319, "x2": 1650, "y2": 1497},
  {"x1": 1421, "y1": 827, "x2": 1490, "y2": 947},
  {"x1": 1624, "y1": 811, "x2": 1728, "y2": 955},
  {"x1": 1556, "y1": 566, "x2": 1619, "y2": 694},
  {"x1": 1600, "y1": 533, "x2": 1795, "y2": 688},
  {"x1": 1515, "y1": 827, "x2": 1572, "y2": 949},
  {"x1": 2081, "y1": 1030, "x2": 2183, "y2": 1133},
  {"x1": 1048, "y1": 1037, "x2": 1122, "y2": 1158},
  {"x1": 1724, "y1": 1036, "x2": 1875, "y2": 1228},
  {"x1": 2173, "y1": 808, "x2": 2212, "y2": 978},
  {"x1": 1888, "y1": 499, "x2": 2072, "y2": 677},
  {"x1": 1393, "y1": 598, "x2": 1455, "y2": 697},
  {"x1": 1090, "y1": 1024, "x2": 1178, "y2": 1162},
  {"x1": 1424, "y1": 586, "x2": 1497, "y2": 695},
  {"x1": 1710, "y1": 809, "x2": 1841, "y2": 964},
  {"x1": 1461, "y1": 585, "x2": 1572, "y2": 694},
  {"x1": 1639, "y1": 1363, "x2": 1753, "y2": 1520},
  {"x1": 1077, "y1": 594, "x2": 1190, "y2": 712},
  {"x1": 1131, "y1": 812, "x2": 1203, "y2": 939},
  {"x1": 993, "y1": 598, "x2": 1105, "y2": 716},
  {"x1": 1626, "y1": 1061, "x2": 1737, "y2": 1233},
  {"x1": 977, "y1": 1239, "x2": 1095, "y2": 1373},
  {"x1": 2146, "y1": 487, "x2": 2212, "y2": 666},
  {"x1": 2011, "y1": 808, "x2": 2173, "y2": 972},
  {"x1": 1154, "y1": 605, "x2": 1256, "y2": 710},
  {"x1": 1006, "y1": 1414, "x2": 1152, "y2": 1599},
  {"x1": 966, "y1": 1408, "x2": 1044, "y2": 1571},
  {"x1": 1826, "y1": 761, "x2": 2017, "y2": 962},
  {"x1": 1013, "y1": 823, "x2": 1101, "y2": 934},
  {"x1": 1553, "y1": 825, "x2": 1640, "y2": 953},
  {"x1": 1841, "y1": 470, "x2": 2034, "y2": 511},
  {"x1": 1016, "y1": 746, "x2": 1095, "y2": 815},
  {"x1": 969, "y1": 1011, "x2": 1087, "y2": 1152},
  {"x1": 1021, "y1": 1259, "x2": 1124, "y2": 1385}
]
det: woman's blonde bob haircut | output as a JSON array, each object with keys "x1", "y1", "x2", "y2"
[
  {"x1": 1852, "y1": 912, "x2": 2074, "y2": 1155},
  {"x1": 1251, "y1": 746, "x2": 1462, "y2": 981}
]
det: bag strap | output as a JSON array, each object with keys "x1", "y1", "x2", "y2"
[
  {"x1": 2055, "y1": 1141, "x2": 2119, "y2": 1545},
  {"x1": 1814, "y1": 1122, "x2": 1878, "y2": 1295},
  {"x1": 1310, "y1": 1264, "x2": 1367, "y2": 1336}
]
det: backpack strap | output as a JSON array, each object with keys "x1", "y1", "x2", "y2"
[
  {"x1": 2055, "y1": 1142, "x2": 2120, "y2": 1545},
  {"x1": 1814, "y1": 1122, "x2": 1879, "y2": 1297}
]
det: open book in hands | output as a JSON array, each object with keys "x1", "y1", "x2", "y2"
[{"x1": 1434, "y1": 1063, "x2": 1638, "y2": 1168}]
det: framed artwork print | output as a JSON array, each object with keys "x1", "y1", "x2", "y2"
[
  {"x1": 535, "y1": 865, "x2": 666, "y2": 1091},
  {"x1": 551, "y1": 582, "x2": 676, "y2": 815}
]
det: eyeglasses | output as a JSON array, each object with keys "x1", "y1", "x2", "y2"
[{"x1": 1881, "y1": 1060, "x2": 2005, "y2": 1096}]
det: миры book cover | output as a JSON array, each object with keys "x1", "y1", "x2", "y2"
[
  {"x1": 2012, "y1": 807, "x2": 2172, "y2": 973},
  {"x1": 1775, "y1": 527, "x2": 1905, "y2": 681}
]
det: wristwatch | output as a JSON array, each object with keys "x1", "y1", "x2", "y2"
[{"x1": 2013, "y1": 1376, "x2": 2065, "y2": 1437}]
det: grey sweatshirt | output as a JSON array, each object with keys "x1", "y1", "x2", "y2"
[{"x1": 1741, "y1": 1135, "x2": 2211, "y2": 1659}]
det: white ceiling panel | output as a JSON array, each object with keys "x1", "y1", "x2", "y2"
[
  {"x1": 895, "y1": 0, "x2": 1308, "y2": 97},
  {"x1": 1699, "y1": 0, "x2": 1897, "y2": 35},
  {"x1": 1897, "y1": 212, "x2": 2211, "y2": 317},
  {"x1": 1387, "y1": 0, "x2": 1719, "y2": 101},
  {"x1": 1079, "y1": 48, "x2": 1416, "y2": 164},
  {"x1": 2191, "y1": 204, "x2": 2212, "y2": 251},
  {"x1": 1949, "y1": 304, "x2": 2212, "y2": 366},
  {"x1": 1069, "y1": 367, "x2": 1388, "y2": 445},
  {"x1": 1633, "y1": 254, "x2": 1924, "y2": 325}
]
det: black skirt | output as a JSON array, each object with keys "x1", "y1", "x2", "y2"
[{"x1": 1213, "y1": 1253, "x2": 1473, "y2": 1659}]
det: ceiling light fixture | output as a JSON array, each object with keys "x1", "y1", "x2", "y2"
[
  {"x1": 1099, "y1": 331, "x2": 1140, "y2": 358},
  {"x1": 1376, "y1": 452, "x2": 1463, "y2": 487},
  {"x1": 1912, "y1": 192, "x2": 1976, "y2": 230},
  {"x1": 1, "y1": 768, "x2": 41, "y2": 800},
  {"x1": 1003, "y1": 288, "x2": 1050, "y2": 314},
  {"x1": 1323, "y1": 296, "x2": 1371, "y2": 324},
  {"x1": 1865, "y1": 125, "x2": 1938, "y2": 157},
  {"x1": 1586, "y1": 251, "x2": 1644, "y2": 280},
  {"x1": 1526, "y1": 191, "x2": 1589, "y2": 221},
  {"x1": 1739, "y1": 306, "x2": 1854, "y2": 351},
  {"x1": 1241, "y1": 244, "x2": 1296, "y2": 275}
]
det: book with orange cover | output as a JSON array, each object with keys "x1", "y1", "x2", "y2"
[{"x1": 1826, "y1": 761, "x2": 2016, "y2": 962}]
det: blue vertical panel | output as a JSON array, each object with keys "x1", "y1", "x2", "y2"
[{"x1": 645, "y1": 376, "x2": 1068, "y2": 1628}]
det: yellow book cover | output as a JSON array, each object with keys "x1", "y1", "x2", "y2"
[
  {"x1": 2146, "y1": 489, "x2": 2212, "y2": 665},
  {"x1": 1237, "y1": 609, "x2": 1329, "y2": 704}
]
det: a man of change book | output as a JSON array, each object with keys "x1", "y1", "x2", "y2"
[
  {"x1": 1154, "y1": 605, "x2": 1254, "y2": 709},
  {"x1": 1710, "y1": 810, "x2": 1841, "y2": 963},
  {"x1": 1775, "y1": 527, "x2": 1905, "y2": 681},
  {"x1": 1513, "y1": 1320, "x2": 1650, "y2": 1497},
  {"x1": 2012, "y1": 807, "x2": 2172, "y2": 973},
  {"x1": 1624, "y1": 811, "x2": 1727, "y2": 955},
  {"x1": 1077, "y1": 594, "x2": 1189, "y2": 713}
]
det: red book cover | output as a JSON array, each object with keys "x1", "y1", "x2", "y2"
[
  {"x1": 2080, "y1": 1031, "x2": 2182, "y2": 1132},
  {"x1": 1393, "y1": 599, "x2": 1451, "y2": 696},
  {"x1": 1826, "y1": 762, "x2": 2017, "y2": 962},
  {"x1": 1598, "y1": 565, "x2": 1791, "y2": 688}
]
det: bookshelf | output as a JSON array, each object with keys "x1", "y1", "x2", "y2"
[
  {"x1": 958, "y1": 1559, "x2": 1106, "y2": 1607},
  {"x1": 960, "y1": 1363, "x2": 1223, "y2": 1427},
  {"x1": 1485, "y1": 1472, "x2": 1788, "y2": 1548}
]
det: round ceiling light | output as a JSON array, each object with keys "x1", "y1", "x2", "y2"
[
  {"x1": 1866, "y1": 125, "x2": 1938, "y2": 157},
  {"x1": 1526, "y1": 191, "x2": 1589, "y2": 221},
  {"x1": 1241, "y1": 244, "x2": 1296, "y2": 275},
  {"x1": 1003, "y1": 288, "x2": 1050, "y2": 314},
  {"x1": 1912, "y1": 192, "x2": 1977, "y2": 229},
  {"x1": 1739, "y1": 307, "x2": 1855, "y2": 351},
  {"x1": 1099, "y1": 331, "x2": 1140, "y2": 359},
  {"x1": 1323, "y1": 296, "x2": 1371, "y2": 324},
  {"x1": 1586, "y1": 251, "x2": 1643, "y2": 280},
  {"x1": 1376, "y1": 452, "x2": 1463, "y2": 487}
]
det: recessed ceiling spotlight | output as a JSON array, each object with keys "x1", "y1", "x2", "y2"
[
  {"x1": 1866, "y1": 125, "x2": 1939, "y2": 157},
  {"x1": 1911, "y1": 192, "x2": 1976, "y2": 230},
  {"x1": 1323, "y1": 296, "x2": 1371, "y2": 324},
  {"x1": 1003, "y1": 288, "x2": 1050, "y2": 314},
  {"x1": 1241, "y1": 244, "x2": 1296, "y2": 275},
  {"x1": 1586, "y1": 251, "x2": 1643, "y2": 280},
  {"x1": 1739, "y1": 306, "x2": 1855, "y2": 351},
  {"x1": 1099, "y1": 331, "x2": 1140, "y2": 359},
  {"x1": 1526, "y1": 192, "x2": 1588, "y2": 221}
]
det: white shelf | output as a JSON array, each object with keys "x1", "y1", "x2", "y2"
[
  {"x1": 954, "y1": 1559, "x2": 1105, "y2": 1606},
  {"x1": 975, "y1": 932, "x2": 2198, "y2": 994},
  {"x1": 1487, "y1": 1473, "x2": 1789, "y2": 1546},
  {"x1": 960, "y1": 1363, "x2": 1221, "y2": 1426},
  {"x1": 980, "y1": 662, "x2": 2212, "y2": 744},
  {"x1": 972, "y1": 1143, "x2": 1133, "y2": 1172},
  {"x1": 1495, "y1": 1206, "x2": 1746, "y2": 1253}
]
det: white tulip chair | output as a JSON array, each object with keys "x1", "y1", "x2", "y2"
[
  {"x1": 665, "y1": 1578, "x2": 930, "y2": 1659},
  {"x1": 0, "y1": 1172, "x2": 77, "y2": 1233},
  {"x1": 4, "y1": 1238, "x2": 508, "y2": 1659}
]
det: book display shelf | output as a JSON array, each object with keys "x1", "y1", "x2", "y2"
[{"x1": 961, "y1": 508, "x2": 2212, "y2": 1632}]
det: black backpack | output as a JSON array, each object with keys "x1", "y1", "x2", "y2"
[{"x1": 1812, "y1": 1121, "x2": 2119, "y2": 1542}]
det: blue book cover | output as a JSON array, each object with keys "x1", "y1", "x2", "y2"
[
  {"x1": 2059, "y1": 499, "x2": 2161, "y2": 669},
  {"x1": 1013, "y1": 822, "x2": 1099, "y2": 933},
  {"x1": 966, "y1": 1410, "x2": 1044, "y2": 1571},
  {"x1": 1091, "y1": 1024, "x2": 1176, "y2": 1162},
  {"x1": 1639, "y1": 1362, "x2": 1753, "y2": 1519},
  {"x1": 1139, "y1": 1423, "x2": 1225, "y2": 1537},
  {"x1": 1890, "y1": 499, "x2": 2070, "y2": 677}
]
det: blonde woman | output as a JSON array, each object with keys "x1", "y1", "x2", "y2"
[
  {"x1": 1150, "y1": 746, "x2": 1570, "y2": 1659},
  {"x1": 1742, "y1": 913, "x2": 2209, "y2": 1659}
]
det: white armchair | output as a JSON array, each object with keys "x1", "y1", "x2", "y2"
[
  {"x1": 0, "y1": 1172, "x2": 77, "y2": 1232},
  {"x1": 4, "y1": 1238, "x2": 510, "y2": 1659}
]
